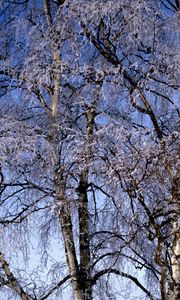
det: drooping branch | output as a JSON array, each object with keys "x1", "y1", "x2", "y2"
[{"x1": 92, "y1": 268, "x2": 155, "y2": 300}]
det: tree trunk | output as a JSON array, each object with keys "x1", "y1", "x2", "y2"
[
  {"x1": 168, "y1": 172, "x2": 180, "y2": 300},
  {"x1": 54, "y1": 178, "x2": 83, "y2": 300},
  {"x1": 77, "y1": 171, "x2": 92, "y2": 300}
]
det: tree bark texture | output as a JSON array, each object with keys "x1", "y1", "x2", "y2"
[{"x1": 168, "y1": 171, "x2": 180, "y2": 300}]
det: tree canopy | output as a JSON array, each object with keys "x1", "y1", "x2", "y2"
[{"x1": 0, "y1": 1, "x2": 179, "y2": 299}]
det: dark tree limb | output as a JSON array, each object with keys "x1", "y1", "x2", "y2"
[
  {"x1": 81, "y1": 20, "x2": 163, "y2": 141},
  {"x1": 39, "y1": 275, "x2": 71, "y2": 300},
  {"x1": 54, "y1": 0, "x2": 66, "y2": 5},
  {"x1": 44, "y1": 0, "x2": 52, "y2": 26},
  {"x1": 92, "y1": 268, "x2": 155, "y2": 300},
  {"x1": 0, "y1": 253, "x2": 35, "y2": 300}
]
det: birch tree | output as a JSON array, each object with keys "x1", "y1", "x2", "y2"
[{"x1": 0, "y1": 0, "x2": 179, "y2": 299}]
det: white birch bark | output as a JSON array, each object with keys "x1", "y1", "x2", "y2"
[
  {"x1": 43, "y1": 2, "x2": 84, "y2": 299},
  {"x1": 168, "y1": 172, "x2": 180, "y2": 300}
]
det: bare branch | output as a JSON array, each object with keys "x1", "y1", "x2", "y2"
[
  {"x1": 39, "y1": 275, "x2": 70, "y2": 300},
  {"x1": 0, "y1": 253, "x2": 35, "y2": 300},
  {"x1": 92, "y1": 268, "x2": 155, "y2": 300}
]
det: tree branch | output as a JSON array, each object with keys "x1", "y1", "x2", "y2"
[
  {"x1": 39, "y1": 275, "x2": 70, "y2": 300},
  {"x1": 92, "y1": 268, "x2": 155, "y2": 300},
  {"x1": 0, "y1": 252, "x2": 35, "y2": 300},
  {"x1": 44, "y1": 0, "x2": 52, "y2": 26},
  {"x1": 81, "y1": 20, "x2": 163, "y2": 140}
]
